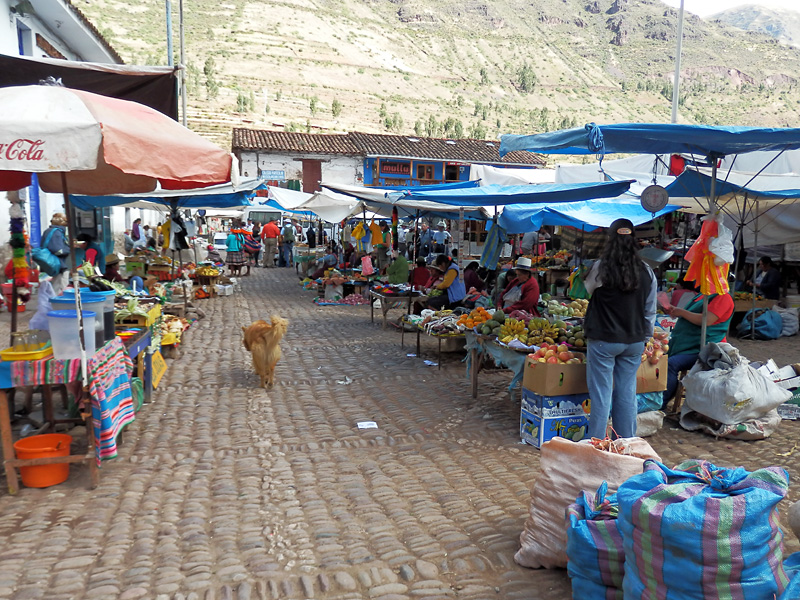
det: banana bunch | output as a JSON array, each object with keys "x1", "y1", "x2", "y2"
[
  {"x1": 525, "y1": 321, "x2": 561, "y2": 346},
  {"x1": 499, "y1": 318, "x2": 528, "y2": 344}
]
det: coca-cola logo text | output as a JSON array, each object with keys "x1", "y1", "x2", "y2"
[{"x1": 0, "y1": 139, "x2": 45, "y2": 161}]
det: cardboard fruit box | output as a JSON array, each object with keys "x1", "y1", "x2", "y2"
[
  {"x1": 636, "y1": 355, "x2": 668, "y2": 393},
  {"x1": 523, "y1": 356, "x2": 589, "y2": 396},
  {"x1": 520, "y1": 407, "x2": 589, "y2": 449}
]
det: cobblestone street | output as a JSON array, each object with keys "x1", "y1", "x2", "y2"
[{"x1": 0, "y1": 268, "x2": 799, "y2": 600}]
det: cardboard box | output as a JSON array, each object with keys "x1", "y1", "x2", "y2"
[
  {"x1": 523, "y1": 356, "x2": 588, "y2": 396},
  {"x1": 636, "y1": 355, "x2": 668, "y2": 393},
  {"x1": 215, "y1": 284, "x2": 234, "y2": 296},
  {"x1": 521, "y1": 388, "x2": 590, "y2": 418},
  {"x1": 520, "y1": 408, "x2": 589, "y2": 449}
]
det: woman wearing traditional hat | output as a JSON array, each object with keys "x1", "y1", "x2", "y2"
[
  {"x1": 103, "y1": 254, "x2": 125, "y2": 283},
  {"x1": 432, "y1": 221, "x2": 451, "y2": 255},
  {"x1": 498, "y1": 257, "x2": 541, "y2": 315},
  {"x1": 39, "y1": 213, "x2": 72, "y2": 295},
  {"x1": 583, "y1": 218, "x2": 657, "y2": 440}
]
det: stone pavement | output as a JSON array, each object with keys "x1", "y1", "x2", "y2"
[{"x1": 0, "y1": 269, "x2": 798, "y2": 600}]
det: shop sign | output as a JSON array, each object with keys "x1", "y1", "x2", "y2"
[
  {"x1": 380, "y1": 161, "x2": 411, "y2": 176},
  {"x1": 151, "y1": 350, "x2": 167, "y2": 389},
  {"x1": 261, "y1": 170, "x2": 285, "y2": 180}
]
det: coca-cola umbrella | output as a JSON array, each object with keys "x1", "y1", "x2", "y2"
[{"x1": 0, "y1": 84, "x2": 236, "y2": 383}]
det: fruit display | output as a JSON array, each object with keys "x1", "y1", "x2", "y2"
[
  {"x1": 733, "y1": 292, "x2": 763, "y2": 301},
  {"x1": 499, "y1": 317, "x2": 528, "y2": 344},
  {"x1": 421, "y1": 314, "x2": 463, "y2": 336},
  {"x1": 528, "y1": 343, "x2": 586, "y2": 365},
  {"x1": 526, "y1": 319, "x2": 586, "y2": 348},
  {"x1": 196, "y1": 266, "x2": 221, "y2": 277},
  {"x1": 642, "y1": 328, "x2": 670, "y2": 364},
  {"x1": 545, "y1": 298, "x2": 588, "y2": 318},
  {"x1": 456, "y1": 307, "x2": 493, "y2": 329}
]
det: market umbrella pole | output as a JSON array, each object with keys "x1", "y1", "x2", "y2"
[
  {"x1": 61, "y1": 174, "x2": 89, "y2": 388},
  {"x1": 699, "y1": 160, "x2": 718, "y2": 348},
  {"x1": 751, "y1": 205, "x2": 759, "y2": 339}
]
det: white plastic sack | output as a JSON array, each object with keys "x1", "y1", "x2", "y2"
[
  {"x1": 773, "y1": 306, "x2": 799, "y2": 337},
  {"x1": 683, "y1": 362, "x2": 791, "y2": 425},
  {"x1": 28, "y1": 280, "x2": 56, "y2": 331},
  {"x1": 709, "y1": 220, "x2": 734, "y2": 266},
  {"x1": 636, "y1": 410, "x2": 665, "y2": 437},
  {"x1": 680, "y1": 409, "x2": 782, "y2": 440},
  {"x1": 515, "y1": 437, "x2": 660, "y2": 569}
]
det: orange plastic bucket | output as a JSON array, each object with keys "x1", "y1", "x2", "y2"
[{"x1": 13, "y1": 434, "x2": 72, "y2": 488}]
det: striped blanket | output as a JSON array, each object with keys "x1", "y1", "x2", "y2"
[{"x1": 2, "y1": 338, "x2": 135, "y2": 465}]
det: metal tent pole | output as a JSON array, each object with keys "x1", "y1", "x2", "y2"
[
  {"x1": 751, "y1": 205, "x2": 759, "y2": 339},
  {"x1": 699, "y1": 159, "x2": 718, "y2": 348},
  {"x1": 61, "y1": 174, "x2": 88, "y2": 388}
]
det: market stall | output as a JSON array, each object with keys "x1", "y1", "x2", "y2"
[{"x1": 0, "y1": 85, "x2": 234, "y2": 491}]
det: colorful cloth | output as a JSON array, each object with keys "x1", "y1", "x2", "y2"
[
  {"x1": 684, "y1": 217, "x2": 730, "y2": 295},
  {"x1": 0, "y1": 338, "x2": 135, "y2": 465},
  {"x1": 87, "y1": 338, "x2": 135, "y2": 464}
]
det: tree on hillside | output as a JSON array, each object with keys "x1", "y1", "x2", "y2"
[
  {"x1": 469, "y1": 122, "x2": 488, "y2": 139},
  {"x1": 332, "y1": 98, "x2": 343, "y2": 118},
  {"x1": 310, "y1": 95, "x2": 319, "y2": 115},
  {"x1": 479, "y1": 67, "x2": 490, "y2": 86},
  {"x1": 414, "y1": 120, "x2": 424, "y2": 137},
  {"x1": 517, "y1": 62, "x2": 538, "y2": 93},
  {"x1": 204, "y1": 57, "x2": 219, "y2": 100},
  {"x1": 236, "y1": 91, "x2": 249, "y2": 112}
]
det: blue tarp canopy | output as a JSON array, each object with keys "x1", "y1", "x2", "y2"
[
  {"x1": 500, "y1": 123, "x2": 800, "y2": 160},
  {"x1": 70, "y1": 178, "x2": 264, "y2": 211},
  {"x1": 666, "y1": 168, "x2": 800, "y2": 201},
  {"x1": 497, "y1": 196, "x2": 681, "y2": 233},
  {"x1": 401, "y1": 180, "x2": 633, "y2": 206}
]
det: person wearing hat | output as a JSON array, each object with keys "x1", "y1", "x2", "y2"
[
  {"x1": 385, "y1": 250, "x2": 409, "y2": 284},
  {"x1": 498, "y1": 257, "x2": 541, "y2": 315},
  {"x1": 583, "y1": 218, "x2": 658, "y2": 440},
  {"x1": 103, "y1": 254, "x2": 125, "y2": 283},
  {"x1": 205, "y1": 244, "x2": 223, "y2": 264},
  {"x1": 432, "y1": 221, "x2": 451, "y2": 255}
]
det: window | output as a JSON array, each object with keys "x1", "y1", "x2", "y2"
[
  {"x1": 444, "y1": 164, "x2": 459, "y2": 181},
  {"x1": 416, "y1": 164, "x2": 434, "y2": 180}
]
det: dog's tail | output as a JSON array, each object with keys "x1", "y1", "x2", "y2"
[{"x1": 266, "y1": 315, "x2": 289, "y2": 340}]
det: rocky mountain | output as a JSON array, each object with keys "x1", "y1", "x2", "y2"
[
  {"x1": 711, "y1": 4, "x2": 800, "y2": 48},
  {"x1": 77, "y1": 0, "x2": 800, "y2": 151}
]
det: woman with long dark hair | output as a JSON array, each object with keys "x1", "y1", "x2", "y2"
[{"x1": 583, "y1": 219, "x2": 657, "y2": 439}]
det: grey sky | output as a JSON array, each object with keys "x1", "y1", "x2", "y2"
[{"x1": 660, "y1": 0, "x2": 800, "y2": 17}]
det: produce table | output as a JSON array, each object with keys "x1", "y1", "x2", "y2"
[
  {"x1": 406, "y1": 323, "x2": 465, "y2": 370},
  {"x1": 370, "y1": 289, "x2": 426, "y2": 330},
  {"x1": 0, "y1": 337, "x2": 136, "y2": 494},
  {"x1": 464, "y1": 332, "x2": 530, "y2": 400},
  {"x1": 122, "y1": 328, "x2": 152, "y2": 404},
  {"x1": 733, "y1": 299, "x2": 776, "y2": 312}
]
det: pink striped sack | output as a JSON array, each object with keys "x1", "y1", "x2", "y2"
[{"x1": 617, "y1": 459, "x2": 790, "y2": 600}]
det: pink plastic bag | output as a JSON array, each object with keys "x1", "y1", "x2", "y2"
[{"x1": 361, "y1": 255, "x2": 374, "y2": 276}]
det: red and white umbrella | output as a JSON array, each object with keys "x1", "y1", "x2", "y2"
[
  {"x1": 0, "y1": 84, "x2": 236, "y2": 385},
  {"x1": 0, "y1": 84, "x2": 235, "y2": 194}
]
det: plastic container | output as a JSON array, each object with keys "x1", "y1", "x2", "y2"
[
  {"x1": 47, "y1": 310, "x2": 96, "y2": 360},
  {"x1": 63, "y1": 289, "x2": 116, "y2": 342},
  {"x1": 13, "y1": 433, "x2": 72, "y2": 487},
  {"x1": 51, "y1": 295, "x2": 105, "y2": 349},
  {"x1": 786, "y1": 295, "x2": 800, "y2": 310}
]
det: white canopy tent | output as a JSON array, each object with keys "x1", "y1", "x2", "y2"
[{"x1": 469, "y1": 164, "x2": 556, "y2": 185}]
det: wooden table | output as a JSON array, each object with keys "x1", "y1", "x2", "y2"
[
  {"x1": 465, "y1": 332, "x2": 530, "y2": 401},
  {"x1": 122, "y1": 329, "x2": 152, "y2": 404},
  {"x1": 369, "y1": 289, "x2": 426, "y2": 330},
  {"x1": 195, "y1": 274, "x2": 220, "y2": 297},
  {"x1": 411, "y1": 325, "x2": 465, "y2": 370},
  {"x1": 733, "y1": 299, "x2": 776, "y2": 312}
]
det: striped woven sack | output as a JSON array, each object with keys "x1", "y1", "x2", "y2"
[
  {"x1": 566, "y1": 482, "x2": 624, "y2": 600},
  {"x1": 618, "y1": 459, "x2": 790, "y2": 600}
]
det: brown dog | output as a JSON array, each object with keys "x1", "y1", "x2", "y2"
[{"x1": 242, "y1": 316, "x2": 289, "y2": 388}]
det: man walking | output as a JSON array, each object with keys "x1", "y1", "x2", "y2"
[
  {"x1": 261, "y1": 217, "x2": 280, "y2": 267},
  {"x1": 280, "y1": 219, "x2": 296, "y2": 268}
]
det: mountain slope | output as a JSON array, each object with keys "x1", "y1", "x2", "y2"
[
  {"x1": 711, "y1": 4, "x2": 800, "y2": 48},
  {"x1": 78, "y1": 0, "x2": 800, "y2": 149}
]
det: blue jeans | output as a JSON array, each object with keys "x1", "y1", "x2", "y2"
[
  {"x1": 586, "y1": 340, "x2": 645, "y2": 439},
  {"x1": 662, "y1": 353, "x2": 699, "y2": 409},
  {"x1": 281, "y1": 242, "x2": 293, "y2": 268}
]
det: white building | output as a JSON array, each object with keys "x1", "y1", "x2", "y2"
[{"x1": 0, "y1": 0, "x2": 167, "y2": 259}]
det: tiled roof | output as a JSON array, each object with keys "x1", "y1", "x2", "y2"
[
  {"x1": 231, "y1": 129, "x2": 361, "y2": 155},
  {"x1": 64, "y1": 0, "x2": 124, "y2": 64},
  {"x1": 232, "y1": 128, "x2": 545, "y2": 166}
]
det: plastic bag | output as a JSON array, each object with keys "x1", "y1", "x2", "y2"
[
  {"x1": 636, "y1": 391, "x2": 662, "y2": 413},
  {"x1": 680, "y1": 408, "x2": 782, "y2": 440},
  {"x1": 683, "y1": 361, "x2": 791, "y2": 424},
  {"x1": 635, "y1": 410, "x2": 664, "y2": 437},
  {"x1": 28, "y1": 280, "x2": 56, "y2": 331},
  {"x1": 737, "y1": 307, "x2": 783, "y2": 340},
  {"x1": 618, "y1": 459, "x2": 790, "y2": 600},
  {"x1": 515, "y1": 437, "x2": 659, "y2": 569},
  {"x1": 566, "y1": 482, "x2": 624, "y2": 600},
  {"x1": 773, "y1": 306, "x2": 799, "y2": 337},
  {"x1": 709, "y1": 220, "x2": 734, "y2": 266}
]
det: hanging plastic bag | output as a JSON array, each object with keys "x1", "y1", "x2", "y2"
[
  {"x1": 772, "y1": 306, "x2": 799, "y2": 337},
  {"x1": 737, "y1": 307, "x2": 783, "y2": 340},
  {"x1": 708, "y1": 219, "x2": 734, "y2": 266},
  {"x1": 360, "y1": 255, "x2": 374, "y2": 276},
  {"x1": 29, "y1": 280, "x2": 56, "y2": 331}
]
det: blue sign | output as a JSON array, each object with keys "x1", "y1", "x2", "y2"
[
  {"x1": 261, "y1": 170, "x2": 285, "y2": 180},
  {"x1": 29, "y1": 174, "x2": 41, "y2": 248}
]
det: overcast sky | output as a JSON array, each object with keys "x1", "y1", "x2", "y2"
[{"x1": 660, "y1": 0, "x2": 800, "y2": 17}]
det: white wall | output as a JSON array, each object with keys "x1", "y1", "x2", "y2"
[{"x1": 239, "y1": 151, "x2": 362, "y2": 185}]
